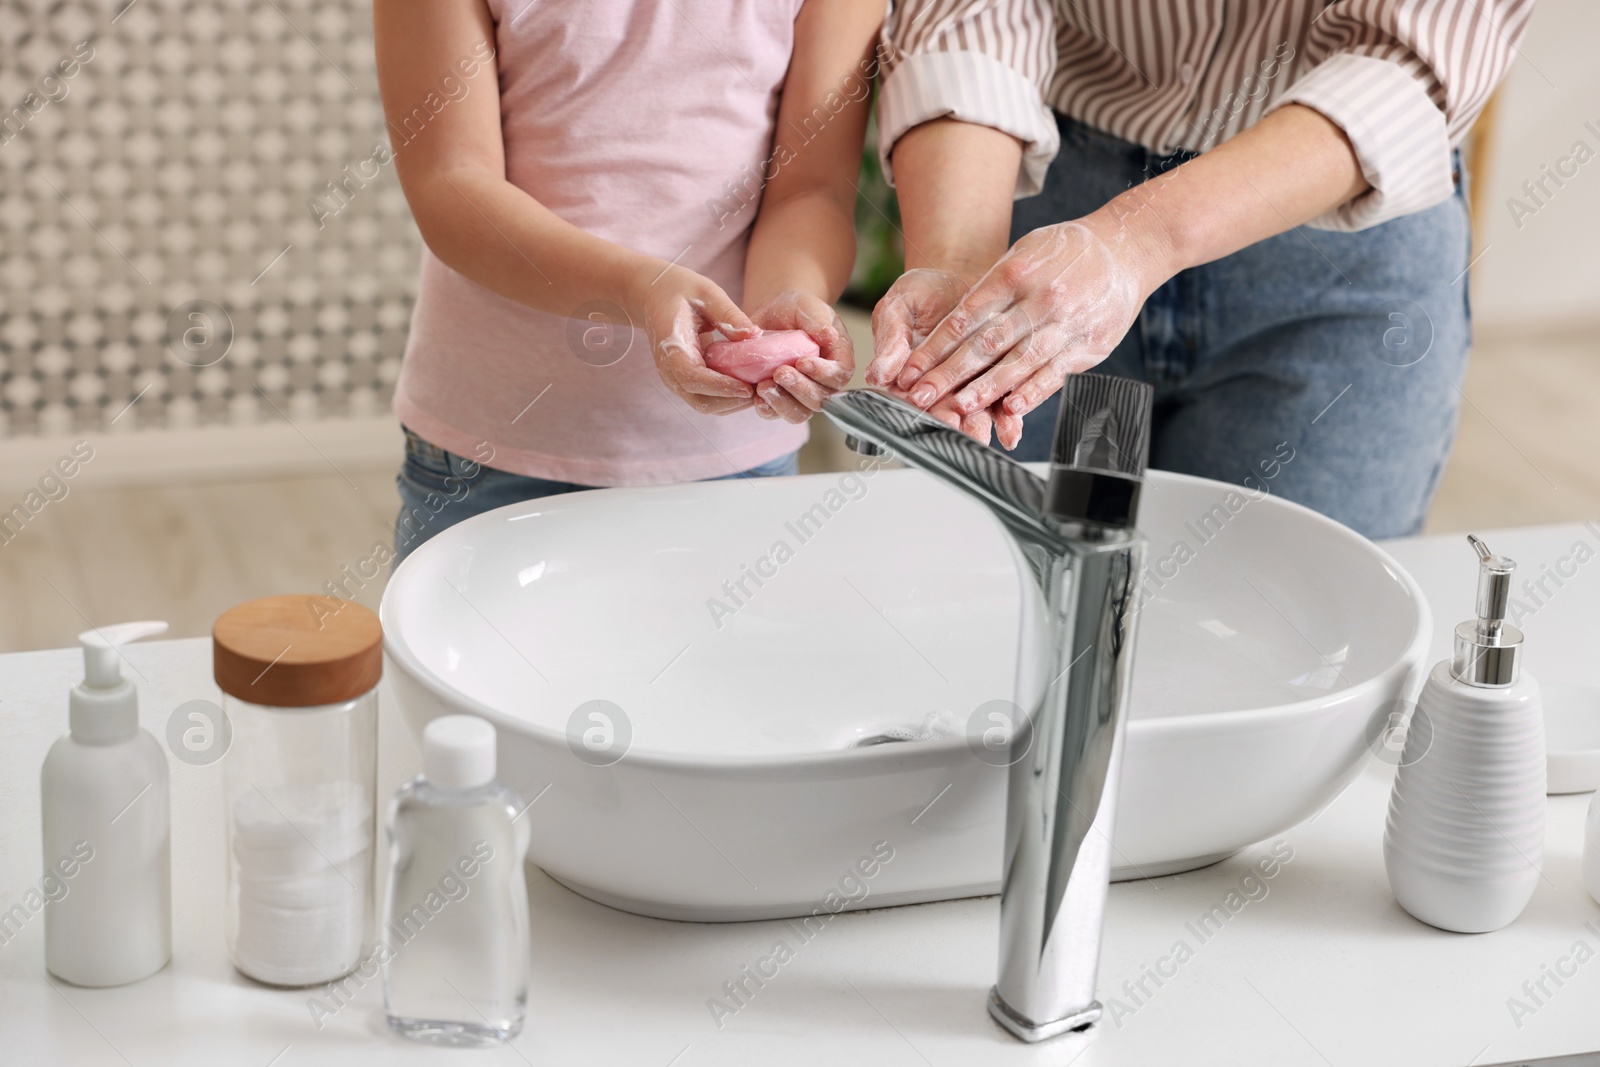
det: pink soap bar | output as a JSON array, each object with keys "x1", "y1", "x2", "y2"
[{"x1": 704, "y1": 330, "x2": 820, "y2": 384}]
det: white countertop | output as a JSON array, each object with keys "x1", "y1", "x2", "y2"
[{"x1": 3, "y1": 522, "x2": 1599, "y2": 1066}]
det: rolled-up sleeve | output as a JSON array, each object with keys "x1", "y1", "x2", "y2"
[
  {"x1": 876, "y1": 0, "x2": 1060, "y2": 198},
  {"x1": 1271, "y1": 0, "x2": 1536, "y2": 231}
]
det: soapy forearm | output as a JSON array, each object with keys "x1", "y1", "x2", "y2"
[
  {"x1": 1102, "y1": 104, "x2": 1369, "y2": 281},
  {"x1": 887, "y1": 104, "x2": 1369, "y2": 445},
  {"x1": 742, "y1": 0, "x2": 881, "y2": 310},
  {"x1": 862, "y1": 118, "x2": 1023, "y2": 416},
  {"x1": 403, "y1": 165, "x2": 695, "y2": 329},
  {"x1": 734, "y1": 0, "x2": 883, "y2": 422},
  {"x1": 738, "y1": 190, "x2": 857, "y2": 422},
  {"x1": 405, "y1": 164, "x2": 759, "y2": 414},
  {"x1": 743, "y1": 188, "x2": 856, "y2": 314}
]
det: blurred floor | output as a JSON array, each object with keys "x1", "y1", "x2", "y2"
[
  {"x1": 0, "y1": 313, "x2": 1595, "y2": 653},
  {"x1": 1422, "y1": 328, "x2": 1600, "y2": 533}
]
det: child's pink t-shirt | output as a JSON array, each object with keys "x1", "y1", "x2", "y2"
[{"x1": 393, "y1": 0, "x2": 810, "y2": 485}]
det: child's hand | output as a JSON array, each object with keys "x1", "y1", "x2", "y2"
[
  {"x1": 632, "y1": 267, "x2": 762, "y2": 415},
  {"x1": 865, "y1": 268, "x2": 971, "y2": 390},
  {"x1": 912, "y1": 391, "x2": 1003, "y2": 448},
  {"x1": 744, "y1": 290, "x2": 854, "y2": 423}
]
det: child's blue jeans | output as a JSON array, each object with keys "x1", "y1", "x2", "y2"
[{"x1": 393, "y1": 429, "x2": 797, "y2": 566}]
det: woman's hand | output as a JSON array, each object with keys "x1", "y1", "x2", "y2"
[
  {"x1": 744, "y1": 290, "x2": 854, "y2": 423},
  {"x1": 630, "y1": 264, "x2": 762, "y2": 415},
  {"x1": 890, "y1": 221, "x2": 1158, "y2": 448}
]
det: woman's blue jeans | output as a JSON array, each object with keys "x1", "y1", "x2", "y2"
[{"x1": 1010, "y1": 114, "x2": 1472, "y2": 538}]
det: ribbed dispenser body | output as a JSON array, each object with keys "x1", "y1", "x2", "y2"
[{"x1": 1384, "y1": 661, "x2": 1545, "y2": 933}]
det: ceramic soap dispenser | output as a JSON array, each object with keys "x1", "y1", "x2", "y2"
[{"x1": 1385, "y1": 536, "x2": 1545, "y2": 933}]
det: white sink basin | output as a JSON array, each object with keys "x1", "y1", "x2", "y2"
[{"x1": 381, "y1": 467, "x2": 1430, "y2": 921}]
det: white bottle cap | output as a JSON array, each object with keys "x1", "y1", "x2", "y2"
[{"x1": 423, "y1": 715, "x2": 497, "y2": 790}]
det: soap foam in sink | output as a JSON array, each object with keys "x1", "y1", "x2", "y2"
[
  {"x1": 704, "y1": 330, "x2": 819, "y2": 384},
  {"x1": 844, "y1": 708, "x2": 967, "y2": 747}
]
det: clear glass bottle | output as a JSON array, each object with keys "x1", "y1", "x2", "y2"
[
  {"x1": 215, "y1": 596, "x2": 382, "y2": 987},
  {"x1": 383, "y1": 715, "x2": 529, "y2": 1047}
]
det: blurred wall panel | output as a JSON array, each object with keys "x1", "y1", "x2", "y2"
[{"x1": 0, "y1": 0, "x2": 421, "y2": 446}]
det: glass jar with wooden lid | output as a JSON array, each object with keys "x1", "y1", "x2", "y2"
[{"x1": 214, "y1": 595, "x2": 381, "y2": 987}]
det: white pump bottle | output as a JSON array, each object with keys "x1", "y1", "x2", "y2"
[
  {"x1": 41, "y1": 621, "x2": 173, "y2": 986},
  {"x1": 1385, "y1": 537, "x2": 1545, "y2": 933}
]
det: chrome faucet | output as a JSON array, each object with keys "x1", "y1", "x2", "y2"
[{"x1": 822, "y1": 375, "x2": 1153, "y2": 1042}]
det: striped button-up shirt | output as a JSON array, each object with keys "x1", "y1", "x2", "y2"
[{"x1": 878, "y1": 0, "x2": 1535, "y2": 230}]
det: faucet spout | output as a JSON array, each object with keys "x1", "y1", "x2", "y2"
[
  {"x1": 843, "y1": 434, "x2": 887, "y2": 457},
  {"x1": 821, "y1": 380, "x2": 1153, "y2": 1043}
]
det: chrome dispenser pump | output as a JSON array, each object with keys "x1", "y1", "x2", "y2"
[
  {"x1": 1452, "y1": 535, "x2": 1522, "y2": 687},
  {"x1": 825, "y1": 373, "x2": 1153, "y2": 1042}
]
